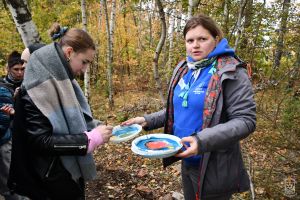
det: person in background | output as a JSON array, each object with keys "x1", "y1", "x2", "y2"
[
  {"x1": 0, "y1": 51, "x2": 24, "y2": 200},
  {"x1": 122, "y1": 14, "x2": 256, "y2": 200},
  {"x1": 8, "y1": 23, "x2": 113, "y2": 200},
  {"x1": 0, "y1": 44, "x2": 46, "y2": 116},
  {"x1": 1, "y1": 51, "x2": 24, "y2": 91},
  {"x1": 21, "y1": 43, "x2": 46, "y2": 68}
]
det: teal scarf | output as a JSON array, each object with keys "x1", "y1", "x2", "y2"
[{"x1": 186, "y1": 56, "x2": 217, "y2": 70}]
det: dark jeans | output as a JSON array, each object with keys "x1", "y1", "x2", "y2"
[
  {"x1": 181, "y1": 161, "x2": 231, "y2": 200},
  {"x1": 43, "y1": 177, "x2": 85, "y2": 200},
  {"x1": 41, "y1": 159, "x2": 85, "y2": 200},
  {"x1": 0, "y1": 140, "x2": 27, "y2": 200},
  {"x1": 181, "y1": 161, "x2": 200, "y2": 200}
]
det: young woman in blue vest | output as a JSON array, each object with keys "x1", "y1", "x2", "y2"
[
  {"x1": 9, "y1": 23, "x2": 113, "y2": 200},
  {"x1": 122, "y1": 14, "x2": 256, "y2": 200}
]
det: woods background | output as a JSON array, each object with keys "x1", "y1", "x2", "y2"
[{"x1": 0, "y1": 0, "x2": 299, "y2": 199}]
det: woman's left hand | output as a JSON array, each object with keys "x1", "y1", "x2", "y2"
[{"x1": 175, "y1": 136, "x2": 198, "y2": 158}]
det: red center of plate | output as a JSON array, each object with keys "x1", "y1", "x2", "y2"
[{"x1": 146, "y1": 141, "x2": 168, "y2": 150}]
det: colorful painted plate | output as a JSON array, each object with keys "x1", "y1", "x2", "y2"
[
  {"x1": 131, "y1": 133, "x2": 183, "y2": 158},
  {"x1": 110, "y1": 124, "x2": 142, "y2": 143}
]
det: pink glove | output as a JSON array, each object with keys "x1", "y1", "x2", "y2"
[{"x1": 85, "y1": 128, "x2": 104, "y2": 153}]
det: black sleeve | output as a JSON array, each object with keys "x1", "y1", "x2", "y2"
[{"x1": 20, "y1": 90, "x2": 89, "y2": 156}]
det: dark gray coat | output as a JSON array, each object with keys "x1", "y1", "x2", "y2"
[{"x1": 144, "y1": 60, "x2": 256, "y2": 198}]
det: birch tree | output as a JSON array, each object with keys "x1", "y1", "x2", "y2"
[
  {"x1": 5, "y1": 0, "x2": 41, "y2": 47},
  {"x1": 121, "y1": 0, "x2": 130, "y2": 75},
  {"x1": 240, "y1": 0, "x2": 253, "y2": 51},
  {"x1": 222, "y1": 0, "x2": 230, "y2": 37},
  {"x1": 166, "y1": 9, "x2": 175, "y2": 84},
  {"x1": 81, "y1": 0, "x2": 87, "y2": 32},
  {"x1": 148, "y1": 1, "x2": 154, "y2": 48},
  {"x1": 176, "y1": 4, "x2": 182, "y2": 33},
  {"x1": 153, "y1": 0, "x2": 166, "y2": 104},
  {"x1": 188, "y1": 0, "x2": 194, "y2": 19},
  {"x1": 81, "y1": 0, "x2": 91, "y2": 101},
  {"x1": 249, "y1": 1, "x2": 266, "y2": 68},
  {"x1": 102, "y1": 0, "x2": 116, "y2": 108},
  {"x1": 273, "y1": 0, "x2": 291, "y2": 69},
  {"x1": 188, "y1": 0, "x2": 200, "y2": 19},
  {"x1": 234, "y1": 0, "x2": 247, "y2": 50},
  {"x1": 137, "y1": 0, "x2": 143, "y2": 65},
  {"x1": 92, "y1": 0, "x2": 103, "y2": 83}
]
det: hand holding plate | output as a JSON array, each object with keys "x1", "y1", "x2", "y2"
[
  {"x1": 175, "y1": 136, "x2": 198, "y2": 158},
  {"x1": 121, "y1": 117, "x2": 147, "y2": 127},
  {"x1": 95, "y1": 125, "x2": 113, "y2": 143}
]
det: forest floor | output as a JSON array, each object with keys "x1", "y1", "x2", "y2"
[
  {"x1": 86, "y1": 140, "x2": 182, "y2": 200},
  {"x1": 86, "y1": 90, "x2": 183, "y2": 199},
  {"x1": 85, "y1": 88, "x2": 299, "y2": 199}
]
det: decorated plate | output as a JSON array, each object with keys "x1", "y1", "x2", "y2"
[
  {"x1": 110, "y1": 124, "x2": 142, "y2": 143},
  {"x1": 131, "y1": 133, "x2": 183, "y2": 158}
]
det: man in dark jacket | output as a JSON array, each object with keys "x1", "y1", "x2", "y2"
[
  {"x1": 0, "y1": 51, "x2": 24, "y2": 200},
  {"x1": 1, "y1": 45, "x2": 45, "y2": 200}
]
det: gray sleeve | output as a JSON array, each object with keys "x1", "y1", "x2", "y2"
[
  {"x1": 143, "y1": 109, "x2": 166, "y2": 131},
  {"x1": 93, "y1": 119, "x2": 103, "y2": 126},
  {"x1": 196, "y1": 68, "x2": 256, "y2": 153}
]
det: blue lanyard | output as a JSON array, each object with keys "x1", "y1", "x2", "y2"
[
  {"x1": 178, "y1": 70, "x2": 198, "y2": 108},
  {"x1": 178, "y1": 60, "x2": 217, "y2": 108}
]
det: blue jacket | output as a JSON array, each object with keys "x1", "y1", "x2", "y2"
[{"x1": 0, "y1": 79, "x2": 14, "y2": 145}]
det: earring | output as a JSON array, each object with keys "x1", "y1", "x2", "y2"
[{"x1": 67, "y1": 57, "x2": 70, "y2": 62}]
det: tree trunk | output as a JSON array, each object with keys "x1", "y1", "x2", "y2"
[
  {"x1": 188, "y1": 0, "x2": 200, "y2": 19},
  {"x1": 273, "y1": 0, "x2": 291, "y2": 69},
  {"x1": 222, "y1": 0, "x2": 230, "y2": 37},
  {"x1": 188, "y1": 0, "x2": 194, "y2": 19},
  {"x1": 176, "y1": 3, "x2": 182, "y2": 33},
  {"x1": 93, "y1": 0, "x2": 103, "y2": 84},
  {"x1": 81, "y1": 0, "x2": 91, "y2": 101},
  {"x1": 103, "y1": 0, "x2": 116, "y2": 108},
  {"x1": 249, "y1": 1, "x2": 266, "y2": 69},
  {"x1": 5, "y1": 0, "x2": 41, "y2": 47},
  {"x1": 166, "y1": 9, "x2": 175, "y2": 84},
  {"x1": 81, "y1": 0, "x2": 87, "y2": 32},
  {"x1": 137, "y1": 0, "x2": 143, "y2": 68},
  {"x1": 153, "y1": 0, "x2": 166, "y2": 105},
  {"x1": 148, "y1": 3, "x2": 153, "y2": 48},
  {"x1": 121, "y1": 0, "x2": 130, "y2": 76},
  {"x1": 240, "y1": 0, "x2": 253, "y2": 51},
  {"x1": 234, "y1": 0, "x2": 247, "y2": 51},
  {"x1": 98, "y1": 0, "x2": 103, "y2": 29}
]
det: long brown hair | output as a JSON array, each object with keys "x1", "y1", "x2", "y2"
[{"x1": 48, "y1": 22, "x2": 95, "y2": 53}]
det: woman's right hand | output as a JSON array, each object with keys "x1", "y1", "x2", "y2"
[
  {"x1": 85, "y1": 125, "x2": 113, "y2": 153},
  {"x1": 175, "y1": 136, "x2": 198, "y2": 158},
  {"x1": 94, "y1": 125, "x2": 113, "y2": 143},
  {"x1": 121, "y1": 117, "x2": 147, "y2": 127}
]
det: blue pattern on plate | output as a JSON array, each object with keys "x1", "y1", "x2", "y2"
[
  {"x1": 113, "y1": 126, "x2": 139, "y2": 137},
  {"x1": 131, "y1": 133, "x2": 183, "y2": 158},
  {"x1": 136, "y1": 137, "x2": 180, "y2": 151}
]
